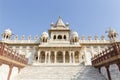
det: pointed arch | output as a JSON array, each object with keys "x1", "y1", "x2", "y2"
[
  {"x1": 40, "y1": 51, "x2": 45, "y2": 63},
  {"x1": 50, "y1": 51, "x2": 54, "y2": 63},
  {"x1": 57, "y1": 51, "x2": 63, "y2": 63},
  {"x1": 75, "y1": 51, "x2": 79, "y2": 63},
  {"x1": 65, "y1": 51, "x2": 69, "y2": 63}
]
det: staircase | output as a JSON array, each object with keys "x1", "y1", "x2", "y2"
[{"x1": 14, "y1": 65, "x2": 106, "y2": 80}]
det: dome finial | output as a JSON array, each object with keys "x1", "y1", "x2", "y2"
[
  {"x1": 55, "y1": 16, "x2": 65, "y2": 26},
  {"x1": 59, "y1": 16, "x2": 61, "y2": 19},
  {"x1": 106, "y1": 27, "x2": 118, "y2": 41}
]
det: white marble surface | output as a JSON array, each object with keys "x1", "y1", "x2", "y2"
[{"x1": 14, "y1": 65, "x2": 106, "y2": 80}]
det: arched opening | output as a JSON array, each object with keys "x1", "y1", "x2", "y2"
[
  {"x1": 75, "y1": 51, "x2": 79, "y2": 63},
  {"x1": 40, "y1": 51, "x2": 45, "y2": 63},
  {"x1": 34, "y1": 53, "x2": 38, "y2": 61},
  {"x1": 65, "y1": 51, "x2": 69, "y2": 63},
  {"x1": 43, "y1": 38, "x2": 45, "y2": 42},
  {"x1": 45, "y1": 38, "x2": 47, "y2": 42},
  {"x1": 53, "y1": 35, "x2": 56, "y2": 40},
  {"x1": 82, "y1": 54, "x2": 85, "y2": 59},
  {"x1": 64, "y1": 35, "x2": 66, "y2": 40},
  {"x1": 75, "y1": 37, "x2": 78, "y2": 42},
  {"x1": 6, "y1": 35, "x2": 8, "y2": 39},
  {"x1": 58, "y1": 35, "x2": 62, "y2": 39},
  {"x1": 50, "y1": 51, "x2": 54, "y2": 63},
  {"x1": 3, "y1": 35, "x2": 5, "y2": 38},
  {"x1": 57, "y1": 51, "x2": 63, "y2": 63}
]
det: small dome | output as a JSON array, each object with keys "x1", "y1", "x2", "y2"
[
  {"x1": 4, "y1": 29, "x2": 12, "y2": 35},
  {"x1": 50, "y1": 22, "x2": 55, "y2": 26},
  {"x1": 72, "y1": 31, "x2": 79, "y2": 37},
  {"x1": 41, "y1": 32, "x2": 49, "y2": 38},
  {"x1": 65, "y1": 22, "x2": 69, "y2": 26}
]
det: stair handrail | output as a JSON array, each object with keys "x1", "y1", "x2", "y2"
[
  {"x1": 91, "y1": 43, "x2": 120, "y2": 66},
  {"x1": 0, "y1": 43, "x2": 28, "y2": 65}
]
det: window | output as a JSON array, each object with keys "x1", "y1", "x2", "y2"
[
  {"x1": 87, "y1": 46, "x2": 90, "y2": 48},
  {"x1": 58, "y1": 35, "x2": 62, "y2": 39},
  {"x1": 93, "y1": 46, "x2": 97, "y2": 48},
  {"x1": 30, "y1": 46, "x2": 33, "y2": 49},
  {"x1": 43, "y1": 38, "x2": 45, "y2": 42},
  {"x1": 64, "y1": 35, "x2": 66, "y2": 39},
  {"x1": 53, "y1": 35, "x2": 56, "y2": 40},
  {"x1": 16, "y1": 46, "x2": 19, "y2": 48},
  {"x1": 6, "y1": 35, "x2": 8, "y2": 38}
]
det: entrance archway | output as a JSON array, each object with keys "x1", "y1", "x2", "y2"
[
  {"x1": 57, "y1": 51, "x2": 63, "y2": 63},
  {"x1": 40, "y1": 51, "x2": 45, "y2": 63}
]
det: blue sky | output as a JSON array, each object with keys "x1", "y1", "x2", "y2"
[{"x1": 0, "y1": 0, "x2": 120, "y2": 40}]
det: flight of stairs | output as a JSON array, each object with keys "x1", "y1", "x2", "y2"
[{"x1": 14, "y1": 64, "x2": 106, "y2": 80}]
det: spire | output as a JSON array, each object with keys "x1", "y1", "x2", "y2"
[{"x1": 55, "y1": 16, "x2": 65, "y2": 27}]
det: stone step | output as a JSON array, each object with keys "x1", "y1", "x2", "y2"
[{"x1": 13, "y1": 65, "x2": 106, "y2": 80}]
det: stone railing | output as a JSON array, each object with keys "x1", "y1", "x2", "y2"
[
  {"x1": 0, "y1": 43, "x2": 28, "y2": 66},
  {"x1": 91, "y1": 43, "x2": 120, "y2": 67},
  {"x1": 91, "y1": 43, "x2": 120, "y2": 80},
  {"x1": 0, "y1": 43, "x2": 28, "y2": 80}
]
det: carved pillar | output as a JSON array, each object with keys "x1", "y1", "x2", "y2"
[
  {"x1": 63, "y1": 51, "x2": 65, "y2": 63},
  {"x1": 48, "y1": 51, "x2": 51, "y2": 63},
  {"x1": 45, "y1": 51, "x2": 47, "y2": 63},
  {"x1": 73, "y1": 51, "x2": 75, "y2": 63},
  {"x1": 38, "y1": 50, "x2": 40, "y2": 62},
  {"x1": 105, "y1": 65, "x2": 111, "y2": 80},
  {"x1": 54, "y1": 51, "x2": 57, "y2": 63},
  {"x1": 69, "y1": 51, "x2": 71, "y2": 63},
  {"x1": 7, "y1": 65, "x2": 13, "y2": 80}
]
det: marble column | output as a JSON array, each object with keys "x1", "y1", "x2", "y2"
[
  {"x1": 63, "y1": 51, "x2": 65, "y2": 63},
  {"x1": 54, "y1": 51, "x2": 57, "y2": 63},
  {"x1": 48, "y1": 51, "x2": 51, "y2": 63},
  {"x1": 72, "y1": 51, "x2": 75, "y2": 63},
  {"x1": 45, "y1": 51, "x2": 47, "y2": 63},
  {"x1": 69, "y1": 51, "x2": 72, "y2": 63},
  {"x1": 38, "y1": 50, "x2": 40, "y2": 63}
]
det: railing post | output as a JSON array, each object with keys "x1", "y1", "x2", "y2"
[
  {"x1": 0, "y1": 44, "x2": 5, "y2": 55},
  {"x1": 105, "y1": 65, "x2": 111, "y2": 80},
  {"x1": 7, "y1": 65, "x2": 13, "y2": 80}
]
